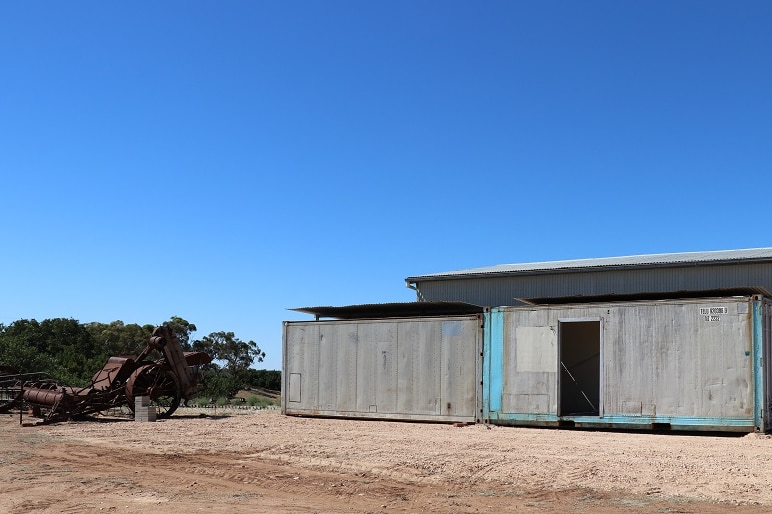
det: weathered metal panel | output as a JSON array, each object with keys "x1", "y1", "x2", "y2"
[
  {"x1": 356, "y1": 321, "x2": 398, "y2": 414},
  {"x1": 413, "y1": 262, "x2": 772, "y2": 307},
  {"x1": 503, "y1": 311, "x2": 556, "y2": 416},
  {"x1": 283, "y1": 315, "x2": 481, "y2": 422},
  {"x1": 396, "y1": 320, "x2": 440, "y2": 415},
  {"x1": 281, "y1": 322, "x2": 320, "y2": 413},
  {"x1": 486, "y1": 297, "x2": 758, "y2": 432},
  {"x1": 317, "y1": 323, "x2": 358, "y2": 413},
  {"x1": 440, "y1": 319, "x2": 479, "y2": 418}
]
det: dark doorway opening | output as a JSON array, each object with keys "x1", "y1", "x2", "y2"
[{"x1": 559, "y1": 320, "x2": 601, "y2": 416}]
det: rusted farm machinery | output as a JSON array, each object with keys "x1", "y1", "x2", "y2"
[{"x1": 0, "y1": 325, "x2": 211, "y2": 423}]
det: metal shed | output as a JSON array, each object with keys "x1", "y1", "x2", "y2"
[
  {"x1": 282, "y1": 302, "x2": 484, "y2": 423},
  {"x1": 484, "y1": 295, "x2": 772, "y2": 432},
  {"x1": 282, "y1": 248, "x2": 772, "y2": 432},
  {"x1": 406, "y1": 248, "x2": 772, "y2": 307}
]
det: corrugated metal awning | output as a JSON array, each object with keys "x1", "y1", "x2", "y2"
[
  {"x1": 519, "y1": 287, "x2": 771, "y2": 305},
  {"x1": 406, "y1": 247, "x2": 772, "y2": 282},
  {"x1": 290, "y1": 301, "x2": 485, "y2": 320}
]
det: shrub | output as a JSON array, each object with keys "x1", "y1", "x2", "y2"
[{"x1": 247, "y1": 396, "x2": 274, "y2": 408}]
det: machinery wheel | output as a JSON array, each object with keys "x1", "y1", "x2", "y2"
[{"x1": 126, "y1": 365, "x2": 181, "y2": 418}]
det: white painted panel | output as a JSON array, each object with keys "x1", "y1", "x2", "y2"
[
  {"x1": 516, "y1": 326, "x2": 556, "y2": 372},
  {"x1": 289, "y1": 373, "x2": 301, "y2": 403}
]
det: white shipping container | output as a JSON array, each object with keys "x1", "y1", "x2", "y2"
[
  {"x1": 282, "y1": 315, "x2": 482, "y2": 423},
  {"x1": 484, "y1": 296, "x2": 772, "y2": 432}
]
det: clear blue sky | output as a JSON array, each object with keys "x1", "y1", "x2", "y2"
[{"x1": 1, "y1": 2, "x2": 770, "y2": 371}]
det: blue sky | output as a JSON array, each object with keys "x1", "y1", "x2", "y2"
[{"x1": 1, "y1": 2, "x2": 770, "y2": 371}]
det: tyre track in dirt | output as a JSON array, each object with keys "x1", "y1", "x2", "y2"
[{"x1": 3, "y1": 411, "x2": 772, "y2": 513}]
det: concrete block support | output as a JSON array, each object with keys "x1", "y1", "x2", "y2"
[{"x1": 134, "y1": 396, "x2": 156, "y2": 422}]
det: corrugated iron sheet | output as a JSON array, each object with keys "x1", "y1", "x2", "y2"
[{"x1": 407, "y1": 247, "x2": 772, "y2": 281}]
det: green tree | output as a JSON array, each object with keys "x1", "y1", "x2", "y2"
[
  {"x1": 200, "y1": 368, "x2": 240, "y2": 399},
  {"x1": 193, "y1": 331, "x2": 265, "y2": 388},
  {"x1": 1, "y1": 319, "x2": 48, "y2": 353},
  {"x1": 244, "y1": 369, "x2": 281, "y2": 391},
  {"x1": 165, "y1": 316, "x2": 197, "y2": 350},
  {"x1": 0, "y1": 318, "x2": 96, "y2": 384},
  {"x1": 86, "y1": 320, "x2": 154, "y2": 358},
  {"x1": 0, "y1": 333, "x2": 56, "y2": 375},
  {"x1": 40, "y1": 318, "x2": 94, "y2": 358}
]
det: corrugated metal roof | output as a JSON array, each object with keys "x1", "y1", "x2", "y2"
[
  {"x1": 406, "y1": 248, "x2": 772, "y2": 282},
  {"x1": 290, "y1": 301, "x2": 484, "y2": 320}
]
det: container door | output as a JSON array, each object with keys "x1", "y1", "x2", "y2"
[{"x1": 558, "y1": 320, "x2": 602, "y2": 417}]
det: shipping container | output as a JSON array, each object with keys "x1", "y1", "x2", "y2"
[
  {"x1": 282, "y1": 315, "x2": 483, "y2": 422},
  {"x1": 484, "y1": 296, "x2": 772, "y2": 432}
]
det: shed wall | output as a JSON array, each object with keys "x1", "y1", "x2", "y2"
[
  {"x1": 484, "y1": 297, "x2": 758, "y2": 431},
  {"x1": 282, "y1": 315, "x2": 481, "y2": 422},
  {"x1": 414, "y1": 262, "x2": 772, "y2": 306}
]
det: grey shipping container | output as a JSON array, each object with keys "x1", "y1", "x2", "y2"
[
  {"x1": 282, "y1": 315, "x2": 482, "y2": 422},
  {"x1": 484, "y1": 296, "x2": 772, "y2": 432}
]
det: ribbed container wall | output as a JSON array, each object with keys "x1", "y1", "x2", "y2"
[
  {"x1": 282, "y1": 315, "x2": 482, "y2": 423},
  {"x1": 484, "y1": 297, "x2": 760, "y2": 432},
  {"x1": 415, "y1": 263, "x2": 772, "y2": 306}
]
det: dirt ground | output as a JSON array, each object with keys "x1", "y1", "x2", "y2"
[{"x1": 2, "y1": 408, "x2": 772, "y2": 513}]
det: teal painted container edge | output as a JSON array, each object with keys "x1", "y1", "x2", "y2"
[
  {"x1": 753, "y1": 298, "x2": 764, "y2": 432},
  {"x1": 483, "y1": 308, "x2": 504, "y2": 419},
  {"x1": 488, "y1": 414, "x2": 755, "y2": 432},
  {"x1": 482, "y1": 309, "x2": 490, "y2": 419}
]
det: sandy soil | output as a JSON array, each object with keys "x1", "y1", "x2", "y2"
[{"x1": 2, "y1": 408, "x2": 772, "y2": 513}]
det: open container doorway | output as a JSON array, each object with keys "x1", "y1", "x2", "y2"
[{"x1": 558, "y1": 320, "x2": 602, "y2": 417}]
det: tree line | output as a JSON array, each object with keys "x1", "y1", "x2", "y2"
[{"x1": 0, "y1": 316, "x2": 280, "y2": 398}]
